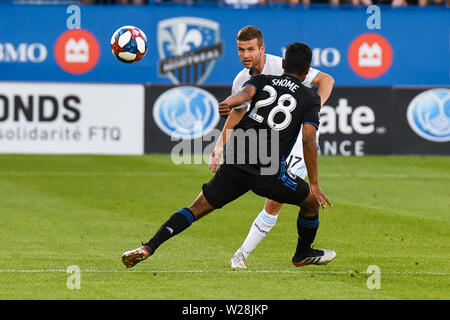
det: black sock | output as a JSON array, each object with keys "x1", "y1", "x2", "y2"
[
  {"x1": 295, "y1": 214, "x2": 319, "y2": 256},
  {"x1": 143, "y1": 208, "x2": 195, "y2": 255}
]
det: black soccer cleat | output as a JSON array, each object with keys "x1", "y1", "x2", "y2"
[{"x1": 292, "y1": 248, "x2": 336, "y2": 267}]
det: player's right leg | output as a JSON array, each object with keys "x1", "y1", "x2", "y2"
[
  {"x1": 121, "y1": 164, "x2": 250, "y2": 268},
  {"x1": 121, "y1": 192, "x2": 214, "y2": 268},
  {"x1": 231, "y1": 199, "x2": 282, "y2": 269}
]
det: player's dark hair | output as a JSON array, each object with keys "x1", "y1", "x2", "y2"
[
  {"x1": 283, "y1": 42, "x2": 312, "y2": 76},
  {"x1": 237, "y1": 26, "x2": 264, "y2": 47}
]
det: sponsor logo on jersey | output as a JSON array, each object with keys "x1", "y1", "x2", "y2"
[
  {"x1": 54, "y1": 29, "x2": 100, "y2": 75},
  {"x1": 348, "y1": 33, "x2": 392, "y2": 79},
  {"x1": 153, "y1": 86, "x2": 219, "y2": 139},
  {"x1": 157, "y1": 17, "x2": 223, "y2": 85},
  {"x1": 406, "y1": 88, "x2": 450, "y2": 142}
]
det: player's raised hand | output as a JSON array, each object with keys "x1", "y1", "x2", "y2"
[
  {"x1": 310, "y1": 184, "x2": 333, "y2": 211},
  {"x1": 218, "y1": 102, "x2": 231, "y2": 118},
  {"x1": 209, "y1": 147, "x2": 223, "y2": 173}
]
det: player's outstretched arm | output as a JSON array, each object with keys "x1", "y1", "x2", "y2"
[
  {"x1": 302, "y1": 124, "x2": 333, "y2": 211},
  {"x1": 312, "y1": 72, "x2": 334, "y2": 107},
  {"x1": 209, "y1": 108, "x2": 246, "y2": 173},
  {"x1": 219, "y1": 85, "x2": 256, "y2": 115},
  {"x1": 209, "y1": 85, "x2": 256, "y2": 173}
]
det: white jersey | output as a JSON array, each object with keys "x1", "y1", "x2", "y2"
[
  {"x1": 232, "y1": 54, "x2": 319, "y2": 109},
  {"x1": 231, "y1": 53, "x2": 321, "y2": 179}
]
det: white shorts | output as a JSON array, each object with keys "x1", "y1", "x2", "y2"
[{"x1": 285, "y1": 126, "x2": 320, "y2": 180}]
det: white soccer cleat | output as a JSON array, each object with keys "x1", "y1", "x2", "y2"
[
  {"x1": 292, "y1": 248, "x2": 336, "y2": 267},
  {"x1": 230, "y1": 252, "x2": 247, "y2": 269}
]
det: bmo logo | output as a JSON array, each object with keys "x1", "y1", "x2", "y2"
[
  {"x1": 0, "y1": 43, "x2": 47, "y2": 63},
  {"x1": 54, "y1": 29, "x2": 100, "y2": 75},
  {"x1": 65, "y1": 38, "x2": 89, "y2": 63},
  {"x1": 311, "y1": 48, "x2": 340, "y2": 68},
  {"x1": 348, "y1": 33, "x2": 393, "y2": 79}
]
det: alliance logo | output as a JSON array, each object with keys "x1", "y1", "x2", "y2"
[
  {"x1": 348, "y1": 33, "x2": 393, "y2": 79},
  {"x1": 157, "y1": 17, "x2": 223, "y2": 85},
  {"x1": 54, "y1": 29, "x2": 100, "y2": 75},
  {"x1": 406, "y1": 88, "x2": 450, "y2": 142},
  {"x1": 153, "y1": 86, "x2": 219, "y2": 140}
]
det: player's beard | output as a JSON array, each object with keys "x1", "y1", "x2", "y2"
[
  {"x1": 241, "y1": 50, "x2": 263, "y2": 72},
  {"x1": 248, "y1": 51, "x2": 264, "y2": 74}
]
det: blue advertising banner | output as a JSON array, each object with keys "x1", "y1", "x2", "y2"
[{"x1": 0, "y1": 5, "x2": 448, "y2": 86}]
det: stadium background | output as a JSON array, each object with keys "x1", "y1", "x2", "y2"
[{"x1": 0, "y1": 1, "x2": 448, "y2": 156}]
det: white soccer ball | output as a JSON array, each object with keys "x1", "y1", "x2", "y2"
[{"x1": 111, "y1": 25, "x2": 148, "y2": 63}]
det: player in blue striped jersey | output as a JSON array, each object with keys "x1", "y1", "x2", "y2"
[{"x1": 121, "y1": 42, "x2": 335, "y2": 269}]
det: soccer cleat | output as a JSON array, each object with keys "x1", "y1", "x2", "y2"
[
  {"x1": 230, "y1": 252, "x2": 247, "y2": 269},
  {"x1": 121, "y1": 246, "x2": 150, "y2": 268},
  {"x1": 292, "y1": 248, "x2": 336, "y2": 267}
]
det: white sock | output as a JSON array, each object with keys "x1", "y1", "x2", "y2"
[{"x1": 237, "y1": 209, "x2": 278, "y2": 259}]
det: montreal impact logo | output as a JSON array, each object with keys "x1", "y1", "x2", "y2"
[{"x1": 157, "y1": 17, "x2": 223, "y2": 85}]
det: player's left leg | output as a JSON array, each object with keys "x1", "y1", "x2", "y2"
[
  {"x1": 231, "y1": 130, "x2": 316, "y2": 268},
  {"x1": 231, "y1": 199, "x2": 282, "y2": 269},
  {"x1": 260, "y1": 174, "x2": 335, "y2": 267},
  {"x1": 291, "y1": 191, "x2": 336, "y2": 267}
]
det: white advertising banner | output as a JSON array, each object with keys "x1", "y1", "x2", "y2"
[{"x1": 0, "y1": 82, "x2": 144, "y2": 154}]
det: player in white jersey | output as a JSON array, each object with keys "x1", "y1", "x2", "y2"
[{"x1": 209, "y1": 26, "x2": 335, "y2": 268}]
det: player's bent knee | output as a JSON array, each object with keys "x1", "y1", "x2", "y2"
[
  {"x1": 188, "y1": 192, "x2": 215, "y2": 221},
  {"x1": 300, "y1": 192, "x2": 319, "y2": 216},
  {"x1": 264, "y1": 199, "x2": 283, "y2": 215}
]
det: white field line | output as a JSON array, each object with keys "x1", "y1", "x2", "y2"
[
  {"x1": 0, "y1": 171, "x2": 448, "y2": 179},
  {"x1": 0, "y1": 269, "x2": 449, "y2": 276}
]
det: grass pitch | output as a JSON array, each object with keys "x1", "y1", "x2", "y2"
[{"x1": 0, "y1": 154, "x2": 449, "y2": 300}]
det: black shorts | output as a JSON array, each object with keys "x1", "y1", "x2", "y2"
[{"x1": 202, "y1": 164, "x2": 310, "y2": 209}]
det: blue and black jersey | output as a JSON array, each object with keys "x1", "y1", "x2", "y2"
[{"x1": 224, "y1": 74, "x2": 321, "y2": 176}]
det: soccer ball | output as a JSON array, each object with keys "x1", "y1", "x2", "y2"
[{"x1": 111, "y1": 26, "x2": 148, "y2": 63}]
